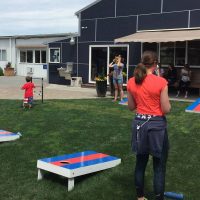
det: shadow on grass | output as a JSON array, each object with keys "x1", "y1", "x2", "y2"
[{"x1": 43, "y1": 171, "x2": 101, "y2": 188}]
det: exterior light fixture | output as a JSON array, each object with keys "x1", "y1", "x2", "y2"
[{"x1": 70, "y1": 37, "x2": 75, "y2": 45}]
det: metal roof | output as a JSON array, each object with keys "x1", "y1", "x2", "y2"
[{"x1": 0, "y1": 33, "x2": 77, "y2": 39}]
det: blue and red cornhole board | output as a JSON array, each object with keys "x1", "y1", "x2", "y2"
[
  {"x1": 119, "y1": 97, "x2": 128, "y2": 105},
  {"x1": 0, "y1": 130, "x2": 21, "y2": 142},
  {"x1": 185, "y1": 98, "x2": 200, "y2": 113},
  {"x1": 37, "y1": 150, "x2": 121, "y2": 191}
]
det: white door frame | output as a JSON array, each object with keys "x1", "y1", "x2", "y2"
[{"x1": 89, "y1": 44, "x2": 129, "y2": 84}]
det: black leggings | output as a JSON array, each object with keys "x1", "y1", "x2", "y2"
[{"x1": 134, "y1": 138, "x2": 168, "y2": 200}]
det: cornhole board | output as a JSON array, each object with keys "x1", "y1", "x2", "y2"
[
  {"x1": 185, "y1": 98, "x2": 200, "y2": 113},
  {"x1": 0, "y1": 130, "x2": 21, "y2": 142},
  {"x1": 119, "y1": 98, "x2": 128, "y2": 105},
  {"x1": 37, "y1": 150, "x2": 121, "y2": 191}
]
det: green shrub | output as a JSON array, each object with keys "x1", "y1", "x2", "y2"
[{"x1": 0, "y1": 67, "x2": 4, "y2": 76}]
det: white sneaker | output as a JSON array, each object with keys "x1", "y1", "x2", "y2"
[{"x1": 185, "y1": 95, "x2": 188, "y2": 98}]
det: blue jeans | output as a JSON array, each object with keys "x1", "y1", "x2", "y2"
[{"x1": 134, "y1": 134, "x2": 168, "y2": 200}]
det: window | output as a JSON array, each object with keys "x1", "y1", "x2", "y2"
[
  {"x1": 188, "y1": 41, "x2": 200, "y2": 66},
  {"x1": 49, "y1": 48, "x2": 60, "y2": 63},
  {"x1": 175, "y1": 42, "x2": 186, "y2": 66},
  {"x1": 91, "y1": 47, "x2": 108, "y2": 81},
  {"x1": 143, "y1": 43, "x2": 158, "y2": 53},
  {"x1": 27, "y1": 51, "x2": 33, "y2": 63},
  {"x1": 160, "y1": 43, "x2": 175, "y2": 65},
  {"x1": 35, "y1": 50, "x2": 46, "y2": 63},
  {"x1": 35, "y1": 51, "x2": 41, "y2": 63},
  {"x1": 41, "y1": 51, "x2": 46, "y2": 63},
  {"x1": 0, "y1": 49, "x2": 7, "y2": 61},
  {"x1": 20, "y1": 51, "x2": 26, "y2": 63},
  {"x1": 19, "y1": 50, "x2": 47, "y2": 64}
]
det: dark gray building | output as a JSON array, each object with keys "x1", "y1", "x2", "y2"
[{"x1": 48, "y1": 0, "x2": 200, "y2": 87}]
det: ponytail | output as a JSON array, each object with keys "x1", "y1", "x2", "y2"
[
  {"x1": 134, "y1": 51, "x2": 158, "y2": 84},
  {"x1": 134, "y1": 63, "x2": 147, "y2": 84}
]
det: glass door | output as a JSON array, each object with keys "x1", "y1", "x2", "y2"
[
  {"x1": 89, "y1": 45, "x2": 128, "y2": 84},
  {"x1": 90, "y1": 47, "x2": 108, "y2": 82}
]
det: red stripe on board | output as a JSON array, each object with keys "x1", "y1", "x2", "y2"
[
  {"x1": 0, "y1": 131, "x2": 12, "y2": 135},
  {"x1": 51, "y1": 153, "x2": 108, "y2": 166},
  {"x1": 194, "y1": 104, "x2": 200, "y2": 111}
]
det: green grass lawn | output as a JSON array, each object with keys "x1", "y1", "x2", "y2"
[{"x1": 0, "y1": 99, "x2": 199, "y2": 200}]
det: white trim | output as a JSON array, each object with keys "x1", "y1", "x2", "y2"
[
  {"x1": 161, "y1": 0, "x2": 163, "y2": 13},
  {"x1": 186, "y1": 41, "x2": 188, "y2": 64},
  {"x1": 158, "y1": 43, "x2": 160, "y2": 62},
  {"x1": 78, "y1": 41, "x2": 115, "y2": 44},
  {"x1": 107, "y1": 46, "x2": 110, "y2": 84},
  {"x1": 49, "y1": 47, "x2": 61, "y2": 63},
  {"x1": 126, "y1": 45, "x2": 130, "y2": 83},
  {"x1": 115, "y1": 0, "x2": 117, "y2": 18},
  {"x1": 78, "y1": 13, "x2": 81, "y2": 36},
  {"x1": 81, "y1": 14, "x2": 137, "y2": 21},
  {"x1": 137, "y1": 27, "x2": 200, "y2": 33},
  {"x1": 89, "y1": 46, "x2": 92, "y2": 83},
  {"x1": 95, "y1": 19, "x2": 97, "y2": 41},
  {"x1": 174, "y1": 42, "x2": 176, "y2": 66},
  {"x1": 75, "y1": 0, "x2": 102, "y2": 15},
  {"x1": 77, "y1": 37, "x2": 79, "y2": 76},
  {"x1": 136, "y1": 15, "x2": 139, "y2": 31},
  {"x1": 188, "y1": 10, "x2": 191, "y2": 28}
]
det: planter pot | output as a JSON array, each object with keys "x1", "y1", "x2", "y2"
[
  {"x1": 96, "y1": 80, "x2": 107, "y2": 97},
  {"x1": 4, "y1": 68, "x2": 15, "y2": 76}
]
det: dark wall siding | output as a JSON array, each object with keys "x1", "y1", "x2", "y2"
[
  {"x1": 96, "y1": 16, "x2": 137, "y2": 41},
  {"x1": 61, "y1": 43, "x2": 77, "y2": 63},
  {"x1": 78, "y1": 43, "x2": 90, "y2": 64},
  {"x1": 117, "y1": 0, "x2": 161, "y2": 16},
  {"x1": 49, "y1": 43, "x2": 61, "y2": 48},
  {"x1": 163, "y1": 0, "x2": 200, "y2": 12},
  {"x1": 190, "y1": 10, "x2": 200, "y2": 28},
  {"x1": 81, "y1": 0, "x2": 115, "y2": 20},
  {"x1": 129, "y1": 42, "x2": 141, "y2": 65},
  {"x1": 79, "y1": 20, "x2": 96, "y2": 42},
  {"x1": 138, "y1": 11, "x2": 188, "y2": 31},
  {"x1": 77, "y1": 64, "x2": 89, "y2": 83}
]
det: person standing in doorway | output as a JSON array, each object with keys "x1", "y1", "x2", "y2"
[
  {"x1": 109, "y1": 55, "x2": 124, "y2": 101},
  {"x1": 127, "y1": 51, "x2": 171, "y2": 200}
]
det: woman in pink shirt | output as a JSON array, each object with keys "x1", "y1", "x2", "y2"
[{"x1": 127, "y1": 51, "x2": 171, "y2": 200}]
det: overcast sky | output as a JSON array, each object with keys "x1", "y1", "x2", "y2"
[{"x1": 0, "y1": 0, "x2": 95, "y2": 36}]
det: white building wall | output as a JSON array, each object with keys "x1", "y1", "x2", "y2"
[
  {"x1": 17, "y1": 63, "x2": 47, "y2": 78},
  {"x1": 0, "y1": 36, "x2": 66, "y2": 78},
  {"x1": 0, "y1": 38, "x2": 11, "y2": 69}
]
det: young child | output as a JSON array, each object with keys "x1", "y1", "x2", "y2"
[{"x1": 21, "y1": 76, "x2": 35, "y2": 108}]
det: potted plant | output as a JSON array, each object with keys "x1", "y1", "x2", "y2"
[
  {"x1": 4, "y1": 62, "x2": 15, "y2": 76},
  {"x1": 95, "y1": 74, "x2": 107, "y2": 97}
]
